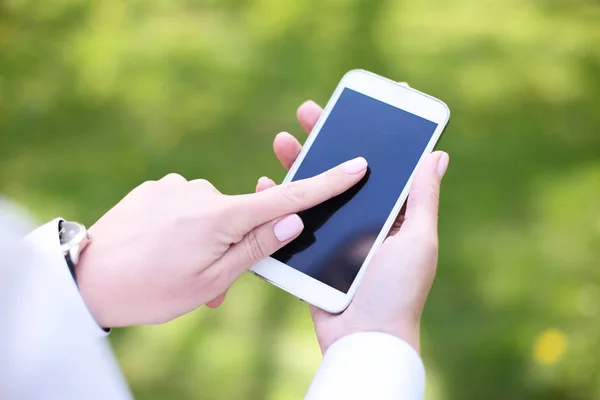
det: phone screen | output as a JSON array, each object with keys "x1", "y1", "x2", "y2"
[{"x1": 272, "y1": 88, "x2": 439, "y2": 293}]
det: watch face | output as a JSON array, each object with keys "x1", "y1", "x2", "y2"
[{"x1": 60, "y1": 221, "x2": 83, "y2": 245}]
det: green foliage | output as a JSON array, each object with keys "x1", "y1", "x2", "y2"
[{"x1": 1, "y1": 0, "x2": 600, "y2": 398}]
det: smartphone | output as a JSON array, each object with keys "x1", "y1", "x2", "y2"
[{"x1": 250, "y1": 69, "x2": 450, "y2": 313}]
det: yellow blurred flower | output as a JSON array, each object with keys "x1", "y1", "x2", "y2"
[{"x1": 533, "y1": 329, "x2": 567, "y2": 366}]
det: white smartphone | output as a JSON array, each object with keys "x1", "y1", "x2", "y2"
[{"x1": 250, "y1": 69, "x2": 450, "y2": 313}]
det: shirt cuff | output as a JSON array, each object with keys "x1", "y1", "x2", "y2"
[
  {"x1": 24, "y1": 218, "x2": 109, "y2": 338},
  {"x1": 305, "y1": 332, "x2": 425, "y2": 400}
]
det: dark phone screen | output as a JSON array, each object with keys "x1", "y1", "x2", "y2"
[{"x1": 272, "y1": 88, "x2": 438, "y2": 293}]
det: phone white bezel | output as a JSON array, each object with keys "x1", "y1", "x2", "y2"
[{"x1": 250, "y1": 69, "x2": 450, "y2": 313}]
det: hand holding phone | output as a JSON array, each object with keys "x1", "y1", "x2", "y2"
[
  {"x1": 250, "y1": 70, "x2": 450, "y2": 313},
  {"x1": 256, "y1": 98, "x2": 449, "y2": 355}
]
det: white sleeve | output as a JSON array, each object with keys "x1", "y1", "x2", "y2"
[
  {"x1": 305, "y1": 332, "x2": 425, "y2": 400},
  {"x1": 22, "y1": 218, "x2": 108, "y2": 338},
  {"x1": 0, "y1": 215, "x2": 132, "y2": 400}
]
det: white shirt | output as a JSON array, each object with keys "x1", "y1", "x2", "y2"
[{"x1": 0, "y1": 212, "x2": 424, "y2": 399}]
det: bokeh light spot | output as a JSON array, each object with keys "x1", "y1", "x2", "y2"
[{"x1": 533, "y1": 329, "x2": 567, "y2": 366}]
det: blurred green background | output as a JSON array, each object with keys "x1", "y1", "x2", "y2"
[{"x1": 2, "y1": 0, "x2": 600, "y2": 398}]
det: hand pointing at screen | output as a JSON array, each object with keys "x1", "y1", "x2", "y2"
[{"x1": 74, "y1": 158, "x2": 367, "y2": 328}]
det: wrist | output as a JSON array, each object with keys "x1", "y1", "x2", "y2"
[
  {"x1": 373, "y1": 311, "x2": 422, "y2": 354},
  {"x1": 357, "y1": 323, "x2": 420, "y2": 355},
  {"x1": 76, "y1": 246, "x2": 110, "y2": 328},
  {"x1": 322, "y1": 325, "x2": 421, "y2": 362},
  {"x1": 319, "y1": 318, "x2": 421, "y2": 355},
  {"x1": 60, "y1": 220, "x2": 111, "y2": 329},
  {"x1": 387, "y1": 320, "x2": 421, "y2": 354}
]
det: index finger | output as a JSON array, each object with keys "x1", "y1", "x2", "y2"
[
  {"x1": 233, "y1": 157, "x2": 368, "y2": 231},
  {"x1": 297, "y1": 100, "x2": 324, "y2": 134}
]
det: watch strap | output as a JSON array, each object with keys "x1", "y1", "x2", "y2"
[{"x1": 59, "y1": 220, "x2": 78, "y2": 281}]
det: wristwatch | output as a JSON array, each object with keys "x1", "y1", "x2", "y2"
[{"x1": 59, "y1": 220, "x2": 92, "y2": 279}]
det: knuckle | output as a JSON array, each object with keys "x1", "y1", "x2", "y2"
[
  {"x1": 324, "y1": 169, "x2": 340, "y2": 189},
  {"x1": 428, "y1": 183, "x2": 441, "y2": 207},
  {"x1": 160, "y1": 173, "x2": 186, "y2": 184},
  {"x1": 281, "y1": 181, "x2": 306, "y2": 203},
  {"x1": 192, "y1": 178, "x2": 218, "y2": 193},
  {"x1": 411, "y1": 182, "x2": 440, "y2": 210},
  {"x1": 243, "y1": 230, "x2": 267, "y2": 263},
  {"x1": 130, "y1": 180, "x2": 157, "y2": 196},
  {"x1": 194, "y1": 178, "x2": 210, "y2": 186},
  {"x1": 138, "y1": 180, "x2": 156, "y2": 190}
]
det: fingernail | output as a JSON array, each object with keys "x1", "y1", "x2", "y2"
[
  {"x1": 258, "y1": 176, "x2": 270, "y2": 185},
  {"x1": 341, "y1": 157, "x2": 368, "y2": 175},
  {"x1": 437, "y1": 152, "x2": 449, "y2": 178},
  {"x1": 273, "y1": 214, "x2": 304, "y2": 242}
]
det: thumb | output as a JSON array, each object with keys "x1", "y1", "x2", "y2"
[
  {"x1": 204, "y1": 177, "x2": 279, "y2": 309},
  {"x1": 402, "y1": 151, "x2": 449, "y2": 235},
  {"x1": 211, "y1": 214, "x2": 304, "y2": 274}
]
